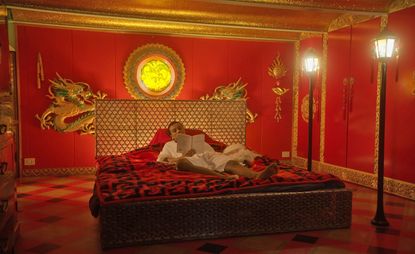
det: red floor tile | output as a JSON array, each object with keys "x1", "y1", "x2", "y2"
[{"x1": 10, "y1": 176, "x2": 415, "y2": 254}]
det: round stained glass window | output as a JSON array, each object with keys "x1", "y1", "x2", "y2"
[{"x1": 124, "y1": 44, "x2": 185, "y2": 99}]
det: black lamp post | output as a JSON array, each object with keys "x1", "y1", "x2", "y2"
[
  {"x1": 371, "y1": 30, "x2": 398, "y2": 227},
  {"x1": 303, "y1": 49, "x2": 319, "y2": 171}
]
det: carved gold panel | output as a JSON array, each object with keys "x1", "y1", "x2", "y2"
[
  {"x1": 36, "y1": 73, "x2": 107, "y2": 135},
  {"x1": 123, "y1": 44, "x2": 185, "y2": 99},
  {"x1": 268, "y1": 52, "x2": 290, "y2": 122},
  {"x1": 200, "y1": 78, "x2": 258, "y2": 123}
]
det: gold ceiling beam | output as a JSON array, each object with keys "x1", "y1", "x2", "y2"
[
  {"x1": 10, "y1": 8, "x2": 315, "y2": 41},
  {"x1": 4, "y1": 0, "x2": 336, "y2": 32},
  {"x1": 210, "y1": 0, "x2": 389, "y2": 15}
]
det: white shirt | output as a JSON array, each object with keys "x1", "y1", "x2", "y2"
[{"x1": 157, "y1": 140, "x2": 214, "y2": 162}]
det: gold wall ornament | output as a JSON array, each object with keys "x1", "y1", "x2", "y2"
[
  {"x1": 35, "y1": 73, "x2": 107, "y2": 135},
  {"x1": 36, "y1": 53, "x2": 44, "y2": 89},
  {"x1": 200, "y1": 78, "x2": 258, "y2": 123},
  {"x1": 268, "y1": 53, "x2": 287, "y2": 80},
  {"x1": 268, "y1": 52, "x2": 289, "y2": 122},
  {"x1": 272, "y1": 86, "x2": 289, "y2": 122},
  {"x1": 301, "y1": 94, "x2": 318, "y2": 123},
  {"x1": 412, "y1": 71, "x2": 415, "y2": 95},
  {"x1": 123, "y1": 43, "x2": 185, "y2": 99}
]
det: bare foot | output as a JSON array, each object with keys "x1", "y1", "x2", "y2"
[{"x1": 257, "y1": 163, "x2": 278, "y2": 179}]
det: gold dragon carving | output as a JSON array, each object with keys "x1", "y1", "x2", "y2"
[
  {"x1": 200, "y1": 78, "x2": 258, "y2": 123},
  {"x1": 268, "y1": 52, "x2": 289, "y2": 122},
  {"x1": 36, "y1": 73, "x2": 107, "y2": 135}
]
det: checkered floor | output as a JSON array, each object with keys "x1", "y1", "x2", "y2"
[{"x1": 13, "y1": 175, "x2": 415, "y2": 254}]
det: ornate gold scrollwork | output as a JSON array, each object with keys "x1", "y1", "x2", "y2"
[
  {"x1": 268, "y1": 52, "x2": 289, "y2": 122},
  {"x1": 200, "y1": 78, "x2": 258, "y2": 123},
  {"x1": 412, "y1": 71, "x2": 415, "y2": 95},
  {"x1": 36, "y1": 73, "x2": 107, "y2": 135},
  {"x1": 123, "y1": 43, "x2": 185, "y2": 99},
  {"x1": 37, "y1": 53, "x2": 44, "y2": 89},
  {"x1": 301, "y1": 95, "x2": 318, "y2": 123}
]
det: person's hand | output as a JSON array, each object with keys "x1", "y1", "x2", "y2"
[{"x1": 185, "y1": 149, "x2": 196, "y2": 157}]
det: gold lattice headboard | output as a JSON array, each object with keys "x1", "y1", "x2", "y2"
[{"x1": 95, "y1": 100, "x2": 246, "y2": 157}]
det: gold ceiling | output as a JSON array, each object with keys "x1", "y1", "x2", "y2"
[{"x1": 2, "y1": 0, "x2": 414, "y2": 41}]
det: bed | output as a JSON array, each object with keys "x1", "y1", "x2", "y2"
[{"x1": 91, "y1": 99, "x2": 352, "y2": 249}]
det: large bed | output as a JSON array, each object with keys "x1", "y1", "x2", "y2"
[{"x1": 91, "y1": 99, "x2": 352, "y2": 249}]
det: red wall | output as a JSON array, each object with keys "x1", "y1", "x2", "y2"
[
  {"x1": 17, "y1": 25, "x2": 294, "y2": 172},
  {"x1": 385, "y1": 7, "x2": 415, "y2": 183},
  {"x1": 325, "y1": 19, "x2": 380, "y2": 172}
]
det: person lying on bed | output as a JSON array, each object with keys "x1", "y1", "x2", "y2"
[{"x1": 157, "y1": 121, "x2": 278, "y2": 180}]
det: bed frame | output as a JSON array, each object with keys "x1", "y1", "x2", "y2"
[{"x1": 95, "y1": 99, "x2": 352, "y2": 249}]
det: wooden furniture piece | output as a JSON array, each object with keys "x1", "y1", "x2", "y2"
[
  {"x1": 94, "y1": 100, "x2": 352, "y2": 250},
  {"x1": 0, "y1": 134, "x2": 19, "y2": 254}
]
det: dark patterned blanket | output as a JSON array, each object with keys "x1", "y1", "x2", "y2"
[{"x1": 94, "y1": 147, "x2": 345, "y2": 205}]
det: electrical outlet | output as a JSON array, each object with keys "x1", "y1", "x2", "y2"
[
  {"x1": 24, "y1": 158, "x2": 36, "y2": 166},
  {"x1": 281, "y1": 151, "x2": 290, "y2": 158}
]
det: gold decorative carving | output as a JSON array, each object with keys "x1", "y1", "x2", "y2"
[
  {"x1": 272, "y1": 87, "x2": 289, "y2": 122},
  {"x1": 10, "y1": 9, "x2": 300, "y2": 42},
  {"x1": 328, "y1": 14, "x2": 373, "y2": 32},
  {"x1": 200, "y1": 78, "x2": 257, "y2": 123},
  {"x1": 318, "y1": 161, "x2": 415, "y2": 201},
  {"x1": 268, "y1": 53, "x2": 287, "y2": 80},
  {"x1": 268, "y1": 52, "x2": 289, "y2": 122},
  {"x1": 36, "y1": 73, "x2": 107, "y2": 135},
  {"x1": 123, "y1": 44, "x2": 185, "y2": 99},
  {"x1": 412, "y1": 71, "x2": 415, "y2": 95},
  {"x1": 301, "y1": 95, "x2": 318, "y2": 123},
  {"x1": 37, "y1": 53, "x2": 44, "y2": 89},
  {"x1": 319, "y1": 33, "x2": 328, "y2": 163},
  {"x1": 299, "y1": 32, "x2": 322, "y2": 40},
  {"x1": 291, "y1": 156, "x2": 415, "y2": 200},
  {"x1": 292, "y1": 41, "x2": 300, "y2": 157},
  {"x1": 380, "y1": 15, "x2": 388, "y2": 31},
  {"x1": 389, "y1": 0, "x2": 415, "y2": 13}
]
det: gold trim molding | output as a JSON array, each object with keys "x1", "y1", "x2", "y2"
[
  {"x1": 22, "y1": 167, "x2": 96, "y2": 177},
  {"x1": 389, "y1": 0, "x2": 415, "y2": 13},
  {"x1": 292, "y1": 156, "x2": 415, "y2": 201},
  {"x1": 291, "y1": 41, "x2": 300, "y2": 158},
  {"x1": 319, "y1": 33, "x2": 328, "y2": 163},
  {"x1": 9, "y1": 8, "x2": 300, "y2": 42},
  {"x1": 0, "y1": 6, "x2": 7, "y2": 17},
  {"x1": 328, "y1": 14, "x2": 375, "y2": 32}
]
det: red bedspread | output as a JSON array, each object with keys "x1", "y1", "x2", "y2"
[{"x1": 95, "y1": 147, "x2": 345, "y2": 205}]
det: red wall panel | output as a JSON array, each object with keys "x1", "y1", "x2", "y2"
[
  {"x1": 18, "y1": 26, "x2": 75, "y2": 169},
  {"x1": 17, "y1": 25, "x2": 294, "y2": 172},
  {"x1": 325, "y1": 27, "x2": 351, "y2": 167},
  {"x1": 347, "y1": 18, "x2": 380, "y2": 173},
  {"x1": 325, "y1": 18, "x2": 379, "y2": 173},
  {"x1": 385, "y1": 7, "x2": 415, "y2": 183}
]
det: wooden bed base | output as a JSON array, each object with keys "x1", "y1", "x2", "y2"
[
  {"x1": 100, "y1": 189, "x2": 352, "y2": 249},
  {"x1": 95, "y1": 100, "x2": 352, "y2": 249}
]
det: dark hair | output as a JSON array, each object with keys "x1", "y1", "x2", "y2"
[{"x1": 166, "y1": 121, "x2": 183, "y2": 136}]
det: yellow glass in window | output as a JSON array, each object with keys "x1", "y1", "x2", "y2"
[{"x1": 141, "y1": 60, "x2": 172, "y2": 92}]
